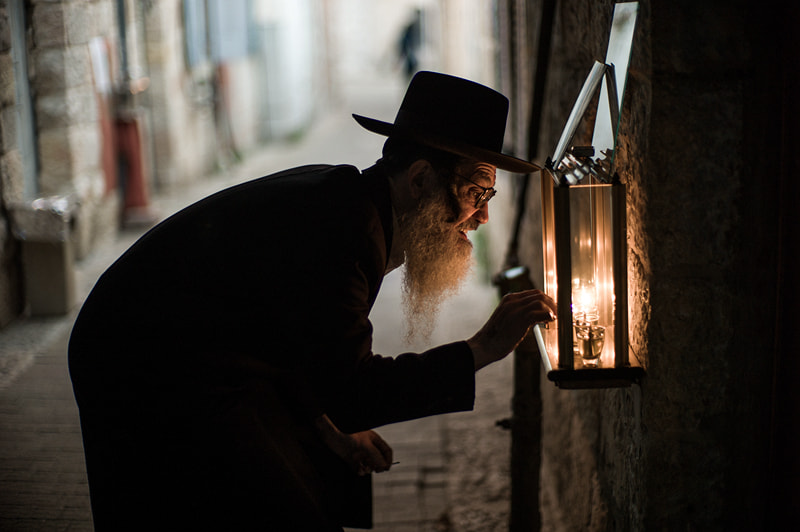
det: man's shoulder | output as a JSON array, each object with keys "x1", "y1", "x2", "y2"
[
  {"x1": 260, "y1": 164, "x2": 361, "y2": 183},
  {"x1": 201, "y1": 164, "x2": 363, "y2": 207}
]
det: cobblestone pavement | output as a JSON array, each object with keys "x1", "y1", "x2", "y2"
[{"x1": 0, "y1": 76, "x2": 514, "y2": 531}]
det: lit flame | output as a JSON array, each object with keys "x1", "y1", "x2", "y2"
[{"x1": 572, "y1": 279, "x2": 597, "y2": 316}]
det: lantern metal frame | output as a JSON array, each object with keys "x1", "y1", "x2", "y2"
[
  {"x1": 535, "y1": 158, "x2": 643, "y2": 388},
  {"x1": 533, "y1": 2, "x2": 644, "y2": 389}
]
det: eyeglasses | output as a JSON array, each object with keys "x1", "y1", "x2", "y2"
[{"x1": 454, "y1": 172, "x2": 497, "y2": 209}]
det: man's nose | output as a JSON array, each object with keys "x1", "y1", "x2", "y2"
[{"x1": 473, "y1": 203, "x2": 490, "y2": 224}]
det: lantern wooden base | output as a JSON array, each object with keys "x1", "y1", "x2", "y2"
[
  {"x1": 533, "y1": 322, "x2": 644, "y2": 389},
  {"x1": 543, "y1": 366, "x2": 644, "y2": 389}
]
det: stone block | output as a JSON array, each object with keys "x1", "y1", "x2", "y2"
[
  {"x1": 0, "y1": 7, "x2": 11, "y2": 53},
  {"x1": 64, "y1": 2, "x2": 95, "y2": 46},
  {"x1": 63, "y1": 45, "x2": 92, "y2": 89},
  {"x1": 68, "y1": 121, "x2": 101, "y2": 177},
  {"x1": 39, "y1": 122, "x2": 102, "y2": 195},
  {"x1": 32, "y1": 2, "x2": 67, "y2": 49},
  {"x1": 70, "y1": 186, "x2": 119, "y2": 261},
  {"x1": 0, "y1": 150, "x2": 24, "y2": 204},
  {"x1": 9, "y1": 195, "x2": 77, "y2": 242},
  {"x1": 90, "y1": 1, "x2": 115, "y2": 35},
  {"x1": 8, "y1": 195, "x2": 78, "y2": 316},
  {"x1": 652, "y1": 4, "x2": 749, "y2": 76},
  {"x1": 33, "y1": 48, "x2": 67, "y2": 93},
  {"x1": 37, "y1": 86, "x2": 97, "y2": 128},
  {"x1": 36, "y1": 94, "x2": 71, "y2": 128},
  {"x1": 143, "y1": 0, "x2": 178, "y2": 41},
  {"x1": 19, "y1": 239, "x2": 77, "y2": 315},
  {"x1": 0, "y1": 53, "x2": 15, "y2": 107},
  {"x1": 35, "y1": 45, "x2": 93, "y2": 96},
  {"x1": 1, "y1": 105, "x2": 18, "y2": 152},
  {"x1": 38, "y1": 127, "x2": 73, "y2": 182}
]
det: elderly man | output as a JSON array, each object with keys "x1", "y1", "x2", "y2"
[{"x1": 69, "y1": 71, "x2": 555, "y2": 531}]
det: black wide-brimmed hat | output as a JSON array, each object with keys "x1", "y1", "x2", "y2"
[{"x1": 353, "y1": 71, "x2": 540, "y2": 173}]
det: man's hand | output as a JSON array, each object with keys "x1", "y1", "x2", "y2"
[
  {"x1": 346, "y1": 431, "x2": 394, "y2": 476},
  {"x1": 467, "y1": 289, "x2": 556, "y2": 370},
  {"x1": 315, "y1": 415, "x2": 394, "y2": 475}
]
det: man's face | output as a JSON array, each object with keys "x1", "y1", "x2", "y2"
[
  {"x1": 445, "y1": 161, "x2": 497, "y2": 245},
  {"x1": 398, "y1": 160, "x2": 497, "y2": 341}
]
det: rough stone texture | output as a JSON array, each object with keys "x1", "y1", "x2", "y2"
[
  {"x1": 527, "y1": 2, "x2": 645, "y2": 530},
  {"x1": 31, "y1": 2, "x2": 68, "y2": 49},
  {"x1": 31, "y1": 47, "x2": 68, "y2": 93},
  {"x1": 0, "y1": 105, "x2": 17, "y2": 153},
  {"x1": 513, "y1": 1, "x2": 791, "y2": 530},
  {"x1": 0, "y1": 7, "x2": 22, "y2": 326},
  {"x1": 28, "y1": 44, "x2": 94, "y2": 100},
  {"x1": 0, "y1": 216, "x2": 22, "y2": 328},
  {"x1": 28, "y1": 1, "x2": 114, "y2": 258},
  {"x1": 638, "y1": 2, "x2": 779, "y2": 529},
  {"x1": 36, "y1": 86, "x2": 97, "y2": 129},
  {"x1": 0, "y1": 53, "x2": 14, "y2": 106},
  {"x1": 36, "y1": 127, "x2": 73, "y2": 184},
  {"x1": 71, "y1": 186, "x2": 118, "y2": 260},
  {"x1": 142, "y1": 0, "x2": 218, "y2": 190},
  {"x1": 0, "y1": 5, "x2": 10, "y2": 53},
  {"x1": 640, "y1": 77, "x2": 743, "y2": 530},
  {"x1": 444, "y1": 355, "x2": 514, "y2": 532},
  {"x1": 0, "y1": 150, "x2": 23, "y2": 203},
  {"x1": 63, "y1": 0, "x2": 98, "y2": 46},
  {"x1": 37, "y1": 123, "x2": 99, "y2": 196}
]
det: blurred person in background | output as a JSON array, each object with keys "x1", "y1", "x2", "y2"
[{"x1": 397, "y1": 8, "x2": 423, "y2": 80}]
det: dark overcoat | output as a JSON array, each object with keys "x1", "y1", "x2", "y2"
[{"x1": 68, "y1": 164, "x2": 476, "y2": 531}]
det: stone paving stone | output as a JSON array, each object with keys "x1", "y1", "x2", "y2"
[{"x1": 0, "y1": 331, "x2": 93, "y2": 532}]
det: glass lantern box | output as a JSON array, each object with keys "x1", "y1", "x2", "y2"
[
  {"x1": 532, "y1": 2, "x2": 643, "y2": 388},
  {"x1": 534, "y1": 166, "x2": 643, "y2": 388}
]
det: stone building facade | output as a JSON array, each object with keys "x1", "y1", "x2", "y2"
[
  {"x1": 0, "y1": 0, "x2": 325, "y2": 326},
  {"x1": 1, "y1": 0, "x2": 121, "y2": 326}
]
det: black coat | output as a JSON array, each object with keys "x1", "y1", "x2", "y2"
[{"x1": 68, "y1": 164, "x2": 476, "y2": 530}]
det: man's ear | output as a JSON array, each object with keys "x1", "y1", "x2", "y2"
[{"x1": 407, "y1": 159, "x2": 433, "y2": 200}]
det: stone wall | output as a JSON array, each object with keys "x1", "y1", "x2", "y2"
[
  {"x1": 0, "y1": 0, "x2": 224, "y2": 323},
  {"x1": 511, "y1": 1, "x2": 790, "y2": 530},
  {"x1": 142, "y1": 0, "x2": 217, "y2": 190},
  {"x1": 0, "y1": 0, "x2": 324, "y2": 325},
  {"x1": 30, "y1": 0, "x2": 119, "y2": 258},
  {"x1": 0, "y1": 1, "x2": 23, "y2": 326},
  {"x1": 0, "y1": 0, "x2": 121, "y2": 321},
  {"x1": 535, "y1": 2, "x2": 650, "y2": 530}
]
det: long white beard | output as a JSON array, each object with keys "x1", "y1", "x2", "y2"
[{"x1": 397, "y1": 192, "x2": 475, "y2": 342}]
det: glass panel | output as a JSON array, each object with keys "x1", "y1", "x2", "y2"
[
  {"x1": 539, "y1": 172, "x2": 560, "y2": 371},
  {"x1": 541, "y1": 171, "x2": 558, "y2": 306},
  {"x1": 537, "y1": 178, "x2": 620, "y2": 371},
  {"x1": 592, "y1": 1, "x2": 639, "y2": 165},
  {"x1": 550, "y1": 61, "x2": 606, "y2": 166},
  {"x1": 569, "y1": 182, "x2": 616, "y2": 369}
]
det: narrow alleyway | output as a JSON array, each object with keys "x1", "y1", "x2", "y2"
[{"x1": 0, "y1": 75, "x2": 514, "y2": 531}]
